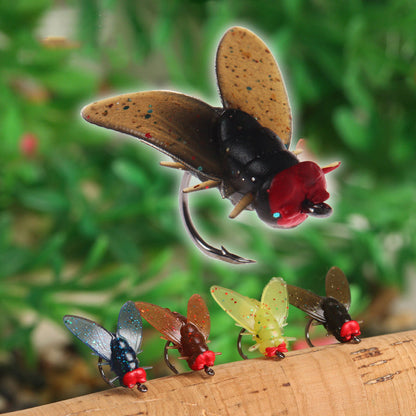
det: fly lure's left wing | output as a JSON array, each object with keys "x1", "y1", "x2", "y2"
[
  {"x1": 210, "y1": 286, "x2": 261, "y2": 333},
  {"x1": 135, "y1": 301, "x2": 183, "y2": 346},
  {"x1": 187, "y1": 294, "x2": 210, "y2": 340},
  {"x1": 117, "y1": 301, "x2": 143, "y2": 354},
  {"x1": 216, "y1": 26, "x2": 292, "y2": 146},
  {"x1": 63, "y1": 315, "x2": 113, "y2": 361},
  {"x1": 260, "y1": 277, "x2": 289, "y2": 327},
  {"x1": 82, "y1": 91, "x2": 224, "y2": 180},
  {"x1": 286, "y1": 284, "x2": 325, "y2": 323},
  {"x1": 325, "y1": 267, "x2": 351, "y2": 310}
]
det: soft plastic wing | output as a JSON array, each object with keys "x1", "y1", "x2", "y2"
[
  {"x1": 325, "y1": 267, "x2": 351, "y2": 310},
  {"x1": 82, "y1": 91, "x2": 224, "y2": 180},
  {"x1": 286, "y1": 284, "x2": 325, "y2": 323},
  {"x1": 216, "y1": 26, "x2": 292, "y2": 146},
  {"x1": 63, "y1": 315, "x2": 113, "y2": 361},
  {"x1": 135, "y1": 301, "x2": 183, "y2": 346},
  {"x1": 116, "y1": 301, "x2": 143, "y2": 354},
  {"x1": 210, "y1": 285, "x2": 261, "y2": 333},
  {"x1": 187, "y1": 294, "x2": 211, "y2": 340},
  {"x1": 260, "y1": 277, "x2": 289, "y2": 327}
]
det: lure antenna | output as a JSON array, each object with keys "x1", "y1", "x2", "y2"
[{"x1": 179, "y1": 171, "x2": 255, "y2": 264}]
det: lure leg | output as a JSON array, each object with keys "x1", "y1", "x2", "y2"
[
  {"x1": 237, "y1": 328, "x2": 249, "y2": 360},
  {"x1": 305, "y1": 318, "x2": 316, "y2": 348},
  {"x1": 183, "y1": 179, "x2": 221, "y2": 193},
  {"x1": 160, "y1": 161, "x2": 187, "y2": 170},
  {"x1": 229, "y1": 193, "x2": 254, "y2": 219},
  {"x1": 164, "y1": 341, "x2": 179, "y2": 374},
  {"x1": 179, "y1": 171, "x2": 255, "y2": 264}
]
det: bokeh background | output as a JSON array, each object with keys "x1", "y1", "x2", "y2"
[{"x1": 1, "y1": 0, "x2": 415, "y2": 411}]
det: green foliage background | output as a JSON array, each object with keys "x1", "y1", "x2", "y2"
[{"x1": 0, "y1": 0, "x2": 415, "y2": 404}]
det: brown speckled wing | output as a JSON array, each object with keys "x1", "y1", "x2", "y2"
[
  {"x1": 82, "y1": 91, "x2": 224, "y2": 180},
  {"x1": 187, "y1": 294, "x2": 210, "y2": 340},
  {"x1": 286, "y1": 284, "x2": 325, "y2": 323},
  {"x1": 216, "y1": 26, "x2": 292, "y2": 146},
  {"x1": 135, "y1": 301, "x2": 183, "y2": 346},
  {"x1": 325, "y1": 267, "x2": 351, "y2": 311}
]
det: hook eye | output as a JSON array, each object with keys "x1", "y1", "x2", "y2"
[
  {"x1": 204, "y1": 366, "x2": 215, "y2": 376},
  {"x1": 301, "y1": 200, "x2": 332, "y2": 217}
]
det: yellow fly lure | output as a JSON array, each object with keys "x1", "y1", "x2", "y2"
[{"x1": 211, "y1": 278, "x2": 294, "y2": 359}]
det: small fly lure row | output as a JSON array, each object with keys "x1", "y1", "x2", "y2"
[
  {"x1": 63, "y1": 295, "x2": 220, "y2": 393},
  {"x1": 63, "y1": 269, "x2": 360, "y2": 391},
  {"x1": 81, "y1": 26, "x2": 340, "y2": 264},
  {"x1": 211, "y1": 267, "x2": 361, "y2": 359}
]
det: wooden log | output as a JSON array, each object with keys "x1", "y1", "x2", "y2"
[{"x1": 6, "y1": 330, "x2": 416, "y2": 416}]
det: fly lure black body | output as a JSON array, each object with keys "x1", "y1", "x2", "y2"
[
  {"x1": 63, "y1": 301, "x2": 149, "y2": 391},
  {"x1": 82, "y1": 26, "x2": 339, "y2": 264},
  {"x1": 287, "y1": 267, "x2": 361, "y2": 347}
]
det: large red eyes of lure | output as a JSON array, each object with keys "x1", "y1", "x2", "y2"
[
  {"x1": 268, "y1": 161, "x2": 339, "y2": 228},
  {"x1": 122, "y1": 368, "x2": 147, "y2": 388},
  {"x1": 340, "y1": 320, "x2": 361, "y2": 342},
  {"x1": 190, "y1": 350, "x2": 216, "y2": 371}
]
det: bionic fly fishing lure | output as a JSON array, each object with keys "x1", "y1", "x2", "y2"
[{"x1": 82, "y1": 26, "x2": 339, "y2": 263}]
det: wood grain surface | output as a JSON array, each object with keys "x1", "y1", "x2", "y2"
[{"x1": 6, "y1": 330, "x2": 416, "y2": 416}]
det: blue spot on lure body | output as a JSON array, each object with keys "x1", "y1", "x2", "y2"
[{"x1": 110, "y1": 337, "x2": 139, "y2": 376}]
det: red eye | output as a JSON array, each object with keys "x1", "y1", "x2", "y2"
[
  {"x1": 265, "y1": 342, "x2": 288, "y2": 358},
  {"x1": 122, "y1": 368, "x2": 147, "y2": 388},
  {"x1": 268, "y1": 161, "x2": 330, "y2": 228},
  {"x1": 190, "y1": 350, "x2": 216, "y2": 371},
  {"x1": 340, "y1": 320, "x2": 361, "y2": 342}
]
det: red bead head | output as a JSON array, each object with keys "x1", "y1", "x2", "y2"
[
  {"x1": 190, "y1": 350, "x2": 216, "y2": 371},
  {"x1": 267, "y1": 161, "x2": 340, "y2": 228},
  {"x1": 340, "y1": 320, "x2": 361, "y2": 342},
  {"x1": 265, "y1": 342, "x2": 288, "y2": 358},
  {"x1": 122, "y1": 368, "x2": 147, "y2": 388}
]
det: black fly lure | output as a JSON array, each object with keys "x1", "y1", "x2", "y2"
[
  {"x1": 82, "y1": 27, "x2": 339, "y2": 263},
  {"x1": 63, "y1": 301, "x2": 149, "y2": 391}
]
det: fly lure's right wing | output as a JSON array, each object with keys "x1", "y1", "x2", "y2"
[
  {"x1": 325, "y1": 267, "x2": 351, "y2": 311},
  {"x1": 261, "y1": 277, "x2": 289, "y2": 327},
  {"x1": 117, "y1": 301, "x2": 143, "y2": 354},
  {"x1": 216, "y1": 26, "x2": 292, "y2": 146}
]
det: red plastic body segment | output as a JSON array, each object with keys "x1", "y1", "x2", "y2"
[
  {"x1": 340, "y1": 320, "x2": 361, "y2": 342},
  {"x1": 122, "y1": 368, "x2": 147, "y2": 388},
  {"x1": 190, "y1": 350, "x2": 216, "y2": 371},
  {"x1": 268, "y1": 161, "x2": 338, "y2": 228}
]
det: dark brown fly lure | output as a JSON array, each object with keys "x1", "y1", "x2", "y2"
[{"x1": 135, "y1": 294, "x2": 220, "y2": 375}]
